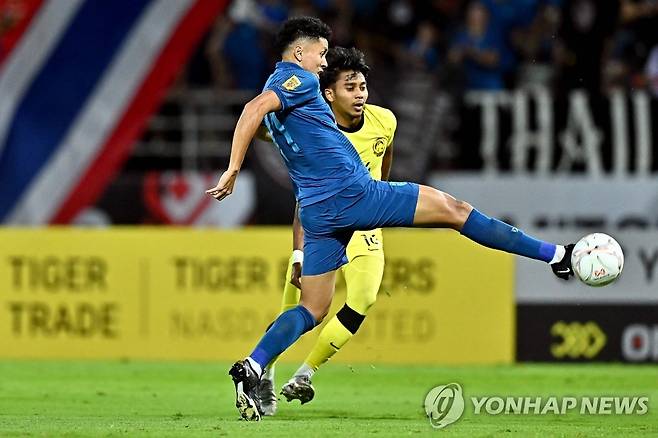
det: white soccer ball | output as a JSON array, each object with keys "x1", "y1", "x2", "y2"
[{"x1": 571, "y1": 233, "x2": 624, "y2": 287}]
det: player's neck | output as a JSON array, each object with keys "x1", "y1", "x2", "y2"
[
  {"x1": 335, "y1": 113, "x2": 364, "y2": 133},
  {"x1": 281, "y1": 54, "x2": 302, "y2": 68}
]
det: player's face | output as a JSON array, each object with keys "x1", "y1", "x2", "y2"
[
  {"x1": 299, "y1": 37, "x2": 329, "y2": 76},
  {"x1": 329, "y1": 70, "x2": 368, "y2": 119}
]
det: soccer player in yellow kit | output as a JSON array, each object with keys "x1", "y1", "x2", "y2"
[{"x1": 257, "y1": 47, "x2": 396, "y2": 415}]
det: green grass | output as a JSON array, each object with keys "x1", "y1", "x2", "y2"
[{"x1": 0, "y1": 361, "x2": 656, "y2": 437}]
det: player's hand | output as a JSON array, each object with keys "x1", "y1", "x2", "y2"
[
  {"x1": 290, "y1": 262, "x2": 302, "y2": 289},
  {"x1": 206, "y1": 170, "x2": 238, "y2": 201}
]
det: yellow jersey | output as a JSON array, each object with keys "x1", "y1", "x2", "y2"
[{"x1": 341, "y1": 104, "x2": 397, "y2": 259}]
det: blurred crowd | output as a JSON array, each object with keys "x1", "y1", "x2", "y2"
[
  {"x1": 189, "y1": 0, "x2": 658, "y2": 97},
  {"x1": 2, "y1": 0, "x2": 657, "y2": 96}
]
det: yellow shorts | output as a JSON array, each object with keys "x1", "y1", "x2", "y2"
[{"x1": 346, "y1": 228, "x2": 384, "y2": 261}]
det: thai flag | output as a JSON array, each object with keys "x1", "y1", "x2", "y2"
[{"x1": 0, "y1": 0, "x2": 227, "y2": 224}]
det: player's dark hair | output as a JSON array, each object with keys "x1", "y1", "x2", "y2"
[
  {"x1": 319, "y1": 47, "x2": 370, "y2": 91},
  {"x1": 274, "y1": 16, "x2": 332, "y2": 56}
]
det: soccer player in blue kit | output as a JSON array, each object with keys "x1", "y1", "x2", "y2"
[{"x1": 206, "y1": 17, "x2": 575, "y2": 422}]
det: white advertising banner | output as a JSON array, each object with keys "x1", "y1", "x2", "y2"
[
  {"x1": 514, "y1": 230, "x2": 657, "y2": 303},
  {"x1": 428, "y1": 174, "x2": 658, "y2": 303},
  {"x1": 429, "y1": 174, "x2": 658, "y2": 231}
]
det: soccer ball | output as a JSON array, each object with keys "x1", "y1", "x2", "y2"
[{"x1": 571, "y1": 233, "x2": 624, "y2": 287}]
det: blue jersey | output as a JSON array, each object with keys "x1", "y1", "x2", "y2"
[{"x1": 262, "y1": 62, "x2": 370, "y2": 206}]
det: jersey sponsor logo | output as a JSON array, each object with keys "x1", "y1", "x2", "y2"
[
  {"x1": 372, "y1": 137, "x2": 387, "y2": 157},
  {"x1": 282, "y1": 75, "x2": 301, "y2": 91}
]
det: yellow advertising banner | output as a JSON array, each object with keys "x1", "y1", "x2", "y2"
[{"x1": 0, "y1": 228, "x2": 514, "y2": 364}]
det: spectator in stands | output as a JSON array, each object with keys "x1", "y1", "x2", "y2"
[
  {"x1": 512, "y1": 1, "x2": 562, "y2": 87},
  {"x1": 479, "y1": 0, "x2": 539, "y2": 86},
  {"x1": 207, "y1": 0, "x2": 288, "y2": 90},
  {"x1": 404, "y1": 21, "x2": 440, "y2": 72},
  {"x1": 320, "y1": 0, "x2": 356, "y2": 48},
  {"x1": 645, "y1": 44, "x2": 658, "y2": 96},
  {"x1": 620, "y1": 0, "x2": 658, "y2": 50},
  {"x1": 605, "y1": 0, "x2": 658, "y2": 91},
  {"x1": 554, "y1": 0, "x2": 620, "y2": 94},
  {"x1": 448, "y1": 1, "x2": 505, "y2": 90}
]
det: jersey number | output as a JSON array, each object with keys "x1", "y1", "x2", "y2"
[
  {"x1": 361, "y1": 233, "x2": 380, "y2": 248},
  {"x1": 264, "y1": 113, "x2": 300, "y2": 154}
]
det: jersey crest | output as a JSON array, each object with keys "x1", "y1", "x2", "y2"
[
  {"x1": 282, "y1": 75, "x2": 301, "y2": 91},
  {"x1": 372, "y1": 137, "x2": 387, "y2": 157}
]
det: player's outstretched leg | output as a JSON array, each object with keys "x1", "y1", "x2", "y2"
[
  {"x1": 282, "y1": 254, "x2": 383, "y2": 403},
  {"x1": 413, "y1": 185, "x2": 575, "y2": 279},
  {"x1": 258, "y1": 256, "x2": 302, "y2": 416}
]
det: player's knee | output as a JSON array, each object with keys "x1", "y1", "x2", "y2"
[
  {"x1": 336, "y1": 304, "x2": 366, "y2": 335},
  {"x1": 302, "y1": 300, "x2": 332, "y2": 323},
  {"x1": 349, "y1": 294, "x2": 377, "y2": 315},
  {"x1": 314, "y1": 309, "x2": 329, "y2": 324},
  {"x1": 420, "y1": 186, "x2": 473, "y2": 229},
  {"x1": 451, "y1": 198, "x2": 473, "y2": 229},
  {"x1": 437, "y1": 193, "x2": 472, "y2": 229},
  {"x1": 364, "y1": 290, "x2": 378, "y2": 310}
]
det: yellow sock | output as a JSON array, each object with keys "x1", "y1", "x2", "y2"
[
  {"x1": 302, "y1": 255, "x2": 384, "y2": 371},
  {"x1": 280, "y1": 255, "x2": 301, "y2": 312},
  {"x1": 305, "y1": 315, "x2": 353, "y2": 370}
]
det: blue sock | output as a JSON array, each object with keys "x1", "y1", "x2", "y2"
[
  {"x1": 250, "y1": 305, "x2": 316, "y2": 370},
  {"x1": 461, "y1": 209, "x2": 556, "y2": 262}
]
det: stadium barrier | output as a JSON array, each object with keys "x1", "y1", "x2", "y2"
[
  {"x1": 514, "y1": 229, "x2": 658, "y2": 363},
  {"x1": 427, "y1": 175, "x2": 658, "y2": 363},
  {"x1": 0, "y1": 228, "x2": 514, "y2": 364}
]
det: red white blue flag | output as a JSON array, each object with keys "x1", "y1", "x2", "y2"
[{"x1": 0, "y1": 0, "x2": 226, "y2": 224}]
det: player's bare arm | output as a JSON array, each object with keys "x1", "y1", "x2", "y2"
[{"x1": 206, "y1": 90, "x2": 281, "y2": 201}]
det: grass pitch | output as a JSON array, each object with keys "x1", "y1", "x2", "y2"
[{"x1": 0, "y1": 361, "x2": 656, "y2": 437}]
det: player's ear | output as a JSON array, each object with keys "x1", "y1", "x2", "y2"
[
  {"x1": 324, "y1": 88, "x2": 334, "y2": 102},
  {"x1": 294, "y1": 45, "x2": 303, "y2": 62}
]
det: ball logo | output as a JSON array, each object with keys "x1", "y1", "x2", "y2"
[
  {"x1": 424, "y1": 383, "x2": 465, "y2": 429},
  {"x1": 594, "y1": 268, "x2": 607, "y2": 278}
]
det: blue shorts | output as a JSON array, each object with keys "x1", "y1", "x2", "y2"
[{"x1": 298, "y1": 179, "x2": 419, "y2": 275}]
